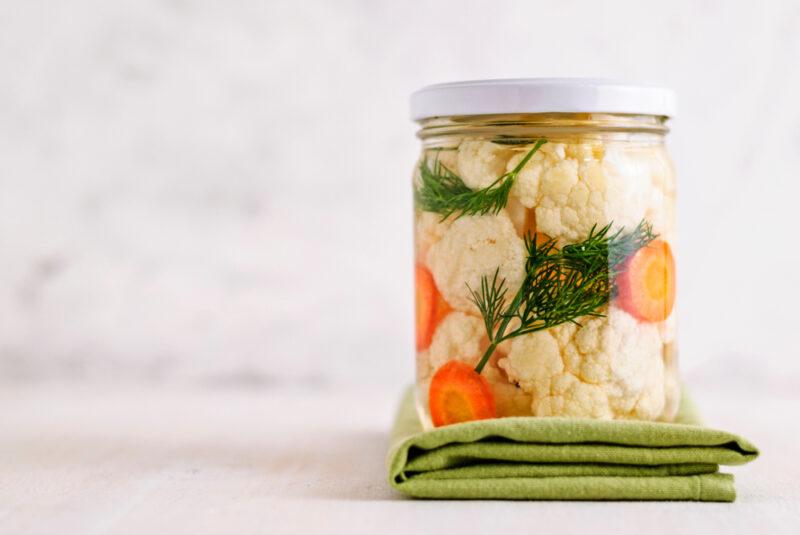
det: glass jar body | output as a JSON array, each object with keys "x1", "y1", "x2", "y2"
[{"x1": 413, "y1": 114, "x2": 678, "y2": 428}]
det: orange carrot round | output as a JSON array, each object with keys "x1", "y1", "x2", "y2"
[
  {"x1": 616, "y1": 239, "x2": 676, "y2": 322},
  {"x1": 415, "y1": 264, "x2": 449, "y2": 350},
  {"x1": 429, "y1": 360, "x2": 496, "y2": 427}
]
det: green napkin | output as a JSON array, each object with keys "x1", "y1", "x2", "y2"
[{"x1": 387, "y1": 387, "x2": 758, "y2": 502}]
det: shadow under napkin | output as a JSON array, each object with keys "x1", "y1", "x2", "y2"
[{"x1": 386, "y1": 388, "x2": 758, "y2": 502}]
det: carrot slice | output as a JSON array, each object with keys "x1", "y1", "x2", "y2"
[
  {"x1": 429, "y1": 360, "x2": 496, "y2": 427},
  {"x1": 616, "y1": 239, "x2": 676, "y2": 322},
  {"x1": 415, "y1": 264, "x2": 449, "y2": 350}
]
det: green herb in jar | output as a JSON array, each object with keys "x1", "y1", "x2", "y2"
[
  {"x1": 469, "y1": 220, "x2": 657, "y2": 374},
  {"x1": 414, "y1": 139, "x2": 546, "y2": 220}
]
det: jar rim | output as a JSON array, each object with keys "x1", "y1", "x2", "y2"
[{"x1": 410, "y1": 78, "x2": 676, "y2": 121}]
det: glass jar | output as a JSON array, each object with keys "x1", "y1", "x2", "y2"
[{"x1": 411, "y1": 79, "x2": 678, "y2": 428}]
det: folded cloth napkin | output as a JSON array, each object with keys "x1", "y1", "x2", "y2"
[{"x1": 387, "y1": 387, "x2": 758, "y2": 502}]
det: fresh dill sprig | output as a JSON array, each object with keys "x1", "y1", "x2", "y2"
[
  {"x1": 414, "y1": 139, "x2": 546, "y2": 220},
  {"x1": 557, "y1": 220, "x2": 657, "y2": 296},
  {"x1": 469, "y1": 220, "x2": 657, "y2": 374},
  {"x1": 467, "y1": 268, "x2": 508, "y2": 343}
]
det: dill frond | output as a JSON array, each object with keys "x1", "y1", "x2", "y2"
[
  {"x1": 470, "y1": 220, "x2": 657, "y2": 373},
  {"x1": 414, "y1": 139, "x2": 546, "y2": 221},
  {"x1": 466, "y1": 268, "x2": 507, "y2": 343}
]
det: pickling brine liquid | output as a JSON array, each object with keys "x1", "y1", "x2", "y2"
[{"x1": 412, "y1": 114, "x2": 678, "y2": 428}]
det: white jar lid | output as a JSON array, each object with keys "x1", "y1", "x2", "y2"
[{"x1": 410, "y1": 78, "x2": 676, "y2": 120}]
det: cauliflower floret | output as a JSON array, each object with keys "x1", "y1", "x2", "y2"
[
  {"x1": 641, "y1": 146, "x2": 677, "y2": 239},
  {"x1": 537, "y1": 374, "x2": 613, "y2": 418},
  {"x1": 498, "y1": 328, "x2": 565, "y2": 396},
  {"x1": 505, "y1": 142, "x2": 653, "y2": 243},
  {"x1": 426, "y1": 312, "x2": 485, "y2": 371},
  {"x1": 482, "y1": 362, "x2": 534, "y2": 417},
  {"x1": 428, "y1": 213, "x2": 526, "y2": 313},
  {"x1": 568, "y1": 307, "x2": 664, "y2": 418},
  {"x1": 595, "y1": 148, "x2": 651, "y2": 233},
  {"x1": 457, "y1": 140, "x2": 513, "y2": 190},
  {"x1": 499, "y1": 306, "x2": 667, "y2": 420},
  {"x1": 507, "y1": 143, "x2": 566, "y2": 209},
  {"x1": 414, "y1": 211, "x2": 453, "y2": 265},
  {"x1": 535, "y1": 158, "x2": 604, "y2": 243}
]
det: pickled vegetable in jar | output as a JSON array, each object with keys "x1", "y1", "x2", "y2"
[{"x1": 410, "y1": 79, "x2": 678, "y2": 428}]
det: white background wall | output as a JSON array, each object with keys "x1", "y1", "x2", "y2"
[{"x1": 1, "y1": 0, "x2": 798, "y2": 390}]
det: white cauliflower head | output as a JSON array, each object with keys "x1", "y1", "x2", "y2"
[
  {"x1": 640, "y1": 145, "x2": 677, "y2": 240},
  {"x1": 457, "y1": 140, "x2": 513, "y2": 190},
  {"x1": 426, "y1": 311, "x2": 485, "y2": 371},
  {"x1": 537, "y1": 374, "x2": 613, "y2": 418},
  {"x1": 428, "y1": 213, "x2": 526, "y2": 313},
  {"x1": 499, "y1": 306, "x2": 667, "y2": 420},
  {"x1": 482, "y1": 360, "x2": 534, "y2": 417},
  {"x1": 507, "y1": 142, "x2": 566, "y2": 209},
  {"x1": 506, "y1": 142, "x2": 653, "y2": 243},
  {"x1": 414, "y1": 211, "x2": 453, "y2": 265}
]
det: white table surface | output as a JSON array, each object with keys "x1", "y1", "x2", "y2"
[{"x1": 1, "y1": 379, "x2": 798, "y2": 535}]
